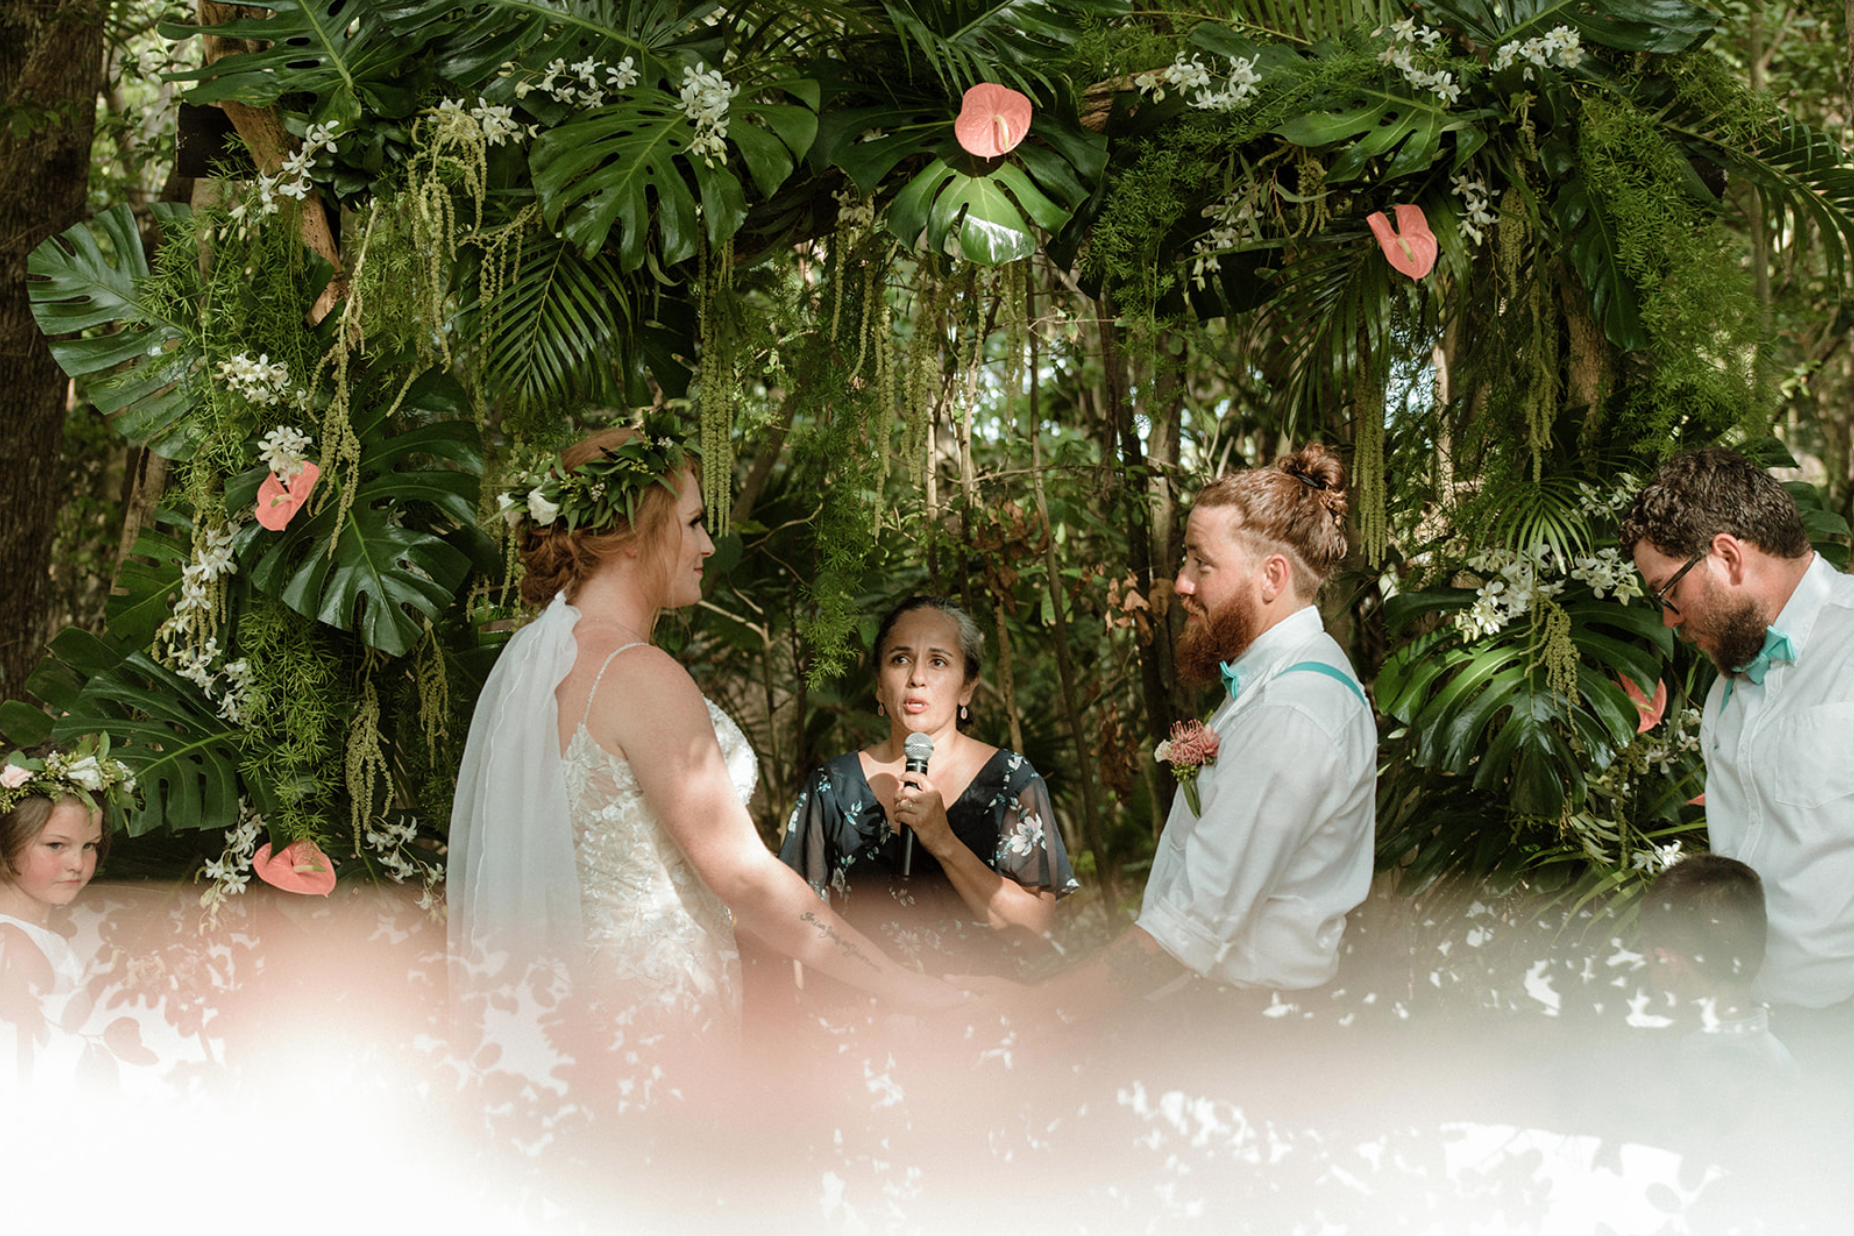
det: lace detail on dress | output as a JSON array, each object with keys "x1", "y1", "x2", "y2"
[{"x1": 563, "y1": 697, "x2": 757, "y2": 1040}]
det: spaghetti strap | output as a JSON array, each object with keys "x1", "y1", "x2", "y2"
[{"x1": 580, "y1": 642, "x2": 650, "y2": 727}]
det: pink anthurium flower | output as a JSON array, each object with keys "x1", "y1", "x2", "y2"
[
  {"x1": 253, "y1": 839, "x2": 337, "y2": 896},
  {"x1": 255, "y1": 461, "x2": 320, "y2": 531},
  {"x1": 1366, "y1": 204, "x2": 1438, "y2": 279},
  {"x1": 955, "y1": 83, "x2": 1033, "y2": 158},
  {"x1": 1618, "y1": 675, "x2": 1669, "y2": 733}
]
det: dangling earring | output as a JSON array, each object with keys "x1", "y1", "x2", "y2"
[
  {"x1": 959, "y1": 705, "x2": 969, "y2": 722},
  {"x1": 877, "y1": 701, "x2": 886, "y2": 718}
]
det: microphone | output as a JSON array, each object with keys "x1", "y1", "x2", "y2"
[{"x1": 900, "y1": 732, "x2": 934, "y2": 878}]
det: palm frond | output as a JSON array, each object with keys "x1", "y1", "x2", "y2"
[
  {"x1": 1667, "y1": 108, "x2": 1854, "y2": 284},
  {"x1": 1482, "y1": 477, "x2": 1592, "y2": 562},
  {"x1": 878, "y1": 0, "x2": 1130, "y2": 97},
  {"x1": 1194, "y1": 0, "x2": 1401, "y2": 48},
  {"x1": 468, "y1": 233, "x2": 635, "y2": 415}
]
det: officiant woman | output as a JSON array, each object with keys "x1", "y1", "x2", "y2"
[{"x1": 778, "y1": 596, "x2": 1078, "y2": 985}]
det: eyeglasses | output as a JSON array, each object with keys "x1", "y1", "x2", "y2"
[{"x1": 1648, "y1": 551, "x2": 1707, "y2": 616}]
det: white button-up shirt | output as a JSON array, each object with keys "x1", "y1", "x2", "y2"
[
  {"x1": 1137, "y1": 605, "x2": 1377, "y2": 990},
  {"x1": 1702, "y1": 553, "x2": 1854, "y2": 1008}
]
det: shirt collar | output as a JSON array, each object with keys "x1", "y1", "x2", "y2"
[
  {"x1": 1217, "y1": 604, "x2": 1323, "y2": 702},
  {"x1": 1769, "y1": 552, "x2": 1830, "y2": 658}
]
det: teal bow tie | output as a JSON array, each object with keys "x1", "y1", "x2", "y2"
[
  {"x1": 1735, "y1": 628, "x2": 1795, "y2": 684},
  {"x1": 1220, "y1": 660, "x2": 1243, "y2": 698}
]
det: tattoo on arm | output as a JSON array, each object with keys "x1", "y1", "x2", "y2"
[{"x1": 801, "y1": 910, "x2": 882, "y2": 973}]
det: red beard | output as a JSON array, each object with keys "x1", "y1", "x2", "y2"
[{"x1": 1176, "y1": 592, "x2": 1261, "y2": 689}]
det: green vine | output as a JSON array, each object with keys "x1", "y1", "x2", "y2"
[{"x1": 699, "y1": 237, "x2": 741, "y2": 533}]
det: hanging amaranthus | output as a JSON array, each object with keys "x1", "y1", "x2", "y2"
[
  {"x1": 698, "y1": 237, "x2": 739, "y2": 533},
  {"x1": 414, "y1": 620, "x2": 451, "y2": 765},
  {"x1": 345, "y1": 660, "x2": 391, "y2": 850},
  {"x1": 902, "y1": 266, "x2": 949, "y2": 490},
  {"x1": 1354, "y1": 368, "x2": 1388, "y2": 565}
]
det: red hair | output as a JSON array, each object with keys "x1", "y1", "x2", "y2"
[
  {"x1": 516, "y1": 427, "x2": 697, "y2": 606},
  {"x1": 1193, "y1": 443, "x2": 1350, "y2": 596}
]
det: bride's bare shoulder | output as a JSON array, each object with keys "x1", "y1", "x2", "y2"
[{"x1": 575, "y1": 638, "x2": 704, "y2": 716}]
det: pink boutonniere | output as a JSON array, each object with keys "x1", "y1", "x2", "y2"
[{"x1": 1155, "y1": 719, "x2": 1220, "y2": 817}]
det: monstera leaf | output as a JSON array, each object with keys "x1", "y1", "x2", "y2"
[
  {"x1": 1553, "y1": 175, "x2": 1649, "y2": 351},
  {"x1": 27, "y1": 203, "x2": 204, "y2": 458},
  {"x1": 1275, "y1": 84, "x2": 1471, "y2": 185},
  {"x1": 814, "y1": 103, "x2": 954, "y2": 195},
  {"x1": 106, "y1": 512, "x2": 197, "y2": 651},
  {"x1": 1419, "y1": 0, "x2": 1714, "y2": 55},
  {"x1": 160, "y1": 0, "x2": 430, "y2": 125},
  {"x1": 888, "y1": 157, "x2": 1070, "y2": 263},
  {"x1": 23, "y1": 628, "x2": 246, "y2": 837},
  {"x1": 531, "y1": 81, "x2": 818, "y2": 267},
  {"x1": 241, "y1": 372, "x2": 482, "y2": 657}
]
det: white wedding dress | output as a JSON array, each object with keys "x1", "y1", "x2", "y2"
[
  {"x1": 562, "y1": 643, "x2": 755, "y2": 1040},
  {"x1": 448, "y1": 596, "x2": 759, "y2": 1090}
]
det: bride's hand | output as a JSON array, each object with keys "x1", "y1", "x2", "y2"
[{"x1": 896, "y1": 971, "x2": 977, "y2": 1014}]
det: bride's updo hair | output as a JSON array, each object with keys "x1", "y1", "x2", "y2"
[
  {"x1": 516, "y1": 426, "x2": 696, "y2": 606},
  {"x1": 1193, "y1": 442, "x2": 1350, "y2": 598}
]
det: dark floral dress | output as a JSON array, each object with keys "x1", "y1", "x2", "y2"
[{"x1": 778, "y1": 749, "x2": 1079, "y2": 978}]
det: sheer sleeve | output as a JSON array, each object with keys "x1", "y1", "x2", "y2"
[
  {"x1": 777, "y1": 764, "x2": 837, "y2": 901},
  {"x1": 990, "y1": 755, "x2": 1079, "y2": 896}
]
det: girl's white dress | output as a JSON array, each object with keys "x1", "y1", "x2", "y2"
[{"x1": 0, "y1": 912, "x2": 88, "y2": 1087}]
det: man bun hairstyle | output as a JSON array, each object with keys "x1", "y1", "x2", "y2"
[
  {"x1": 517, "y1": 426, "x2": 694, "y2": 607},
  {"x1": 1618, "y1": 447, "x2": 1809, "y2": 561},
  {"x1": 1195, "y1": 442, "x2": 1351, "y2": 595}
]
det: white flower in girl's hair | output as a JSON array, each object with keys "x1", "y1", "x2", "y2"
[
  {"x1": 64, "y1": 755, "x2": 105, "y2": 791},
  {"x1": 0, "y1": 765, "x2": 30, "y2": 789}
]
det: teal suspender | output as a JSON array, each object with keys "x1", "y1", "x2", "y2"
[{"x1": 1279, "y1": 660, "x2": 1367, "y2": 707}]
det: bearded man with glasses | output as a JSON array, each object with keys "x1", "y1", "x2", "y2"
[{"x1": 1620, "y1": 448, "x2": 1854, "y2": 1044}]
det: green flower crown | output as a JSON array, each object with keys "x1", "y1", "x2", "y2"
[
  {"x1": 497, "y1": 416, "x2": 698, "y2": 535},
  {"x1": 0, "y1": 734, "x2": 139, "y2": 818}
]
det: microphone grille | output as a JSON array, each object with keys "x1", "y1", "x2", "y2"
[{"x1": 903, "y1": 732, "x2": 934, "y2": 762}]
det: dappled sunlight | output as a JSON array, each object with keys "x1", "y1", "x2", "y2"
[{"x1": 4, "y1": 883, "x2": 1847, "y2": 1234}]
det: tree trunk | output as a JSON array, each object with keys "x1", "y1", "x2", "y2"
[
  {"x1": 1145, "y1": 332, "x2": 1190, "y2": 727},
  {"x1": 1563, "y1": 269, "x2": 1612, "y2": 448},
  {"x1": 1028, "y1": 278, "x2": 1107, "y2": 883},
  {"x1": 0, "y1": 0, "x2": 105, "y2": 694},
  {"x1": 1095, "y1": 297, "x2": 1175, "y2": 747}
]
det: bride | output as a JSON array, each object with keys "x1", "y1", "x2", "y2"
[{"x1": 448, "y1": 423, "x2": 960, "y2": 1070}]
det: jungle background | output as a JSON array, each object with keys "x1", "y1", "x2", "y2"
[{"x1": 6, "y1": 0, "x2": 1854, "y2": 937}]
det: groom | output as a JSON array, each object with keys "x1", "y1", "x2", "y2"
[{"x1": 1028, "y1": 446, "x2": 1377, "y2": 1017}]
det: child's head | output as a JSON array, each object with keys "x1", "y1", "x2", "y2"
[
  {"x1": 0, "y1": 796, "x2": 105, "y2": 915},
  {"x1": 1640, "y1": 854, "x2": 1767, "y2": 1000},
  {"x1": 0, "y1": 739, "x2": 129, "y2": 920}
]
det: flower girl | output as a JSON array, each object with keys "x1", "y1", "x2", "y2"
[{"x1": 0, "y1": 737, "x2": 135, "y2": 1086}]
